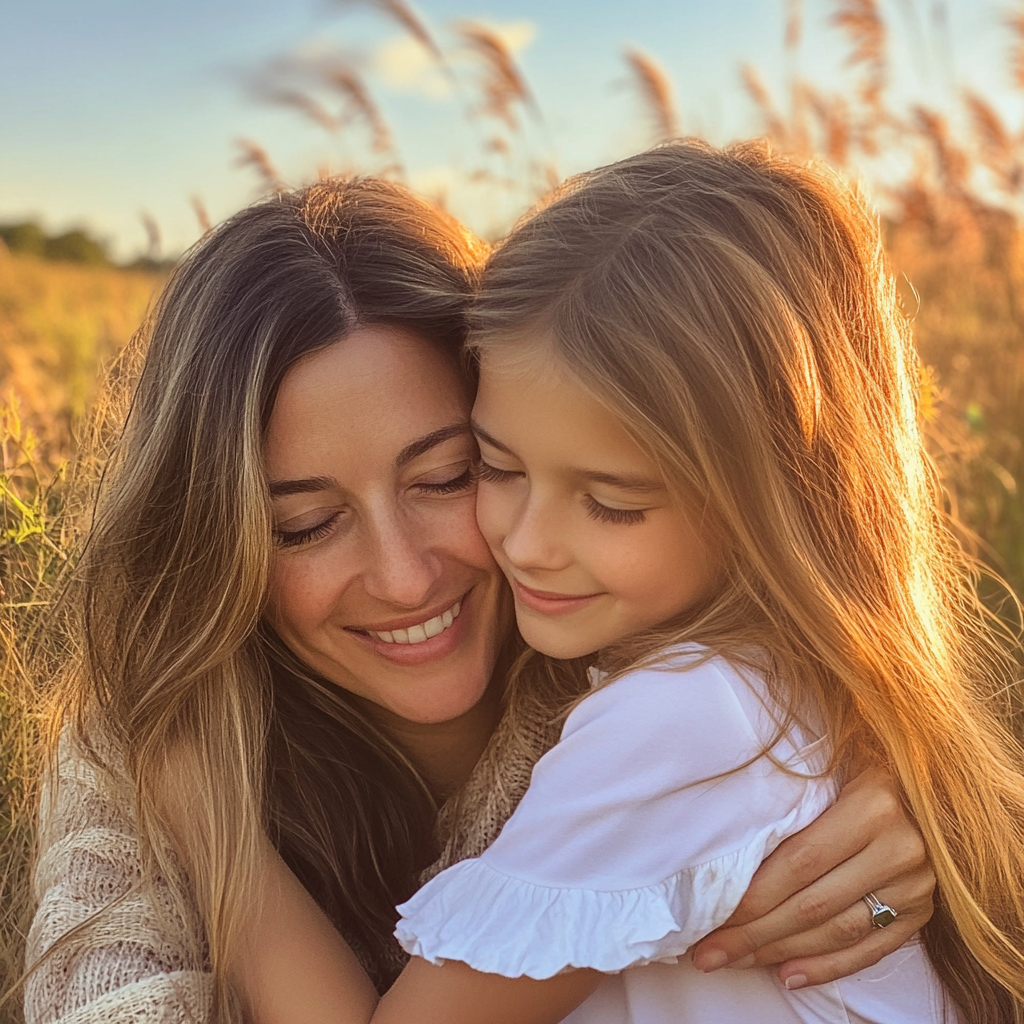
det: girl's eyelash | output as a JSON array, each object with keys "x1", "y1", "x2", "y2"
[
  {"x1": 420, "y1": 466, "x2": 475, "y2": 495},
  {"x1": 584, "y1": 495, "x2": 648, "y2": 526},
  {"x1": 475, "y1": 460, "x2": 520, "y2": 484},
  {"x1": 274, "y1": 513, "x2": 341, "y2": 548}
]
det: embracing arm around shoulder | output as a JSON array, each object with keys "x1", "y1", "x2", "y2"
[
  {"x1": 690, "y1": 765, "x2": 936, "y2": 988},
  {"x1": 237, "y1": 842, "x2": 600, "y2": 1024}
]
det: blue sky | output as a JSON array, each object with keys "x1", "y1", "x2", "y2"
[{"x1": 2, "y1": 0, "x2": 1022, "y2": 259}]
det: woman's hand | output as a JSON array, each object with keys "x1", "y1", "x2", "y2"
[{"x1": 690, "y1": 766, "x2": 934, "y2": 989}]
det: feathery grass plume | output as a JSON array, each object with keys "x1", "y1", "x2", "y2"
[
  {"x1": 261, "y1": 88, "x2": 340, "y2": 133},
  {"x1": 139, "y1": 211, "x2": 161, "y2": 264},
  {"x1": 326, "y1": 65, "x2": 395, "y2": 155},
  {"x1": 1011, "y1": 3, "x2": 1024, "y2": 89},
  {"x1": 964, "y1": 91, "x2": 1023, "y2": 194},
  {"x1": 336, "y1": 0, "x2": 450, "y2": 74},
  {"x1": 807, "y1": 87, "x2": 852, "y2": 165},
  {"x1": 831, "y1": 0, "x2": 887, "y2": 108},
  {"x1": 623, "y1": 48, "x2": 681, "y2": 142},
  {"x1": 913, "y1": 106, "x2": 970, "y2": 192},
  {"x1": 191, "y1": 196, "x2": 212, "y2": 237},
  {"x1": 456, "y1": 21, "x2": 537, "y2": 131},
  {"x1": 741, "y1": 64, "x2": 789, "y2": 146},
  {"x1": 785, "y1": 0, "x2": 803, "y2": 52},
  {"x1": 233, "y1": 138, "x2": 284, "y2": 193}
]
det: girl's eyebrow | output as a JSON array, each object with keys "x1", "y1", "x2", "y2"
[
  {"x1": 580, "y1": 470, "x2": 665, "y2": 492},
  {"x1": 470, "y1": 419, "x2": 514, "y2": 455},
  {"x1": 472, "y1": 420, "x2": 663, "y2": 492}
]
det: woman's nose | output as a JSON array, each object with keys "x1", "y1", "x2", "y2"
[{"x1": 361, "y1": 508, "x2": 443, "y2": 608}]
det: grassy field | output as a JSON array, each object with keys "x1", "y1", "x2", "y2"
[{"x1": 2, "y1": 1, "x2": 1024, "y2": 1019}]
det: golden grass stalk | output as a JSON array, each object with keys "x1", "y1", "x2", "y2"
[
  {"x1": 262, "y1": 88, "x2": 340, "y2": 133},
  {"x1": 456, "y1": 21, "x2": 537, "y2": 130},
  {"x1": 326, "y1": 66, "x2": 395, "y2": 155},
  {"x1": 191, "y1": 196, "x2": 212, "y2": 238},
  {"x1": 623, "y1": 48, "x2": 682, "y2": 142},
  {"x1": 233, "y1": 139, "x2": 284, "y2": 193}
]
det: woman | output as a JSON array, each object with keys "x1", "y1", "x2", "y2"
[{"x1": 25, "y1": 177, "x2": 934, "y2": 1024}]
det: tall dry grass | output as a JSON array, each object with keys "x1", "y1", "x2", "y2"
[
  {"x1": 1, "y1": 0, "x2": 1023, "y2": 1019},
  {"x1": 0, "y1": 250, "x2": 161, "y2": 1022}
]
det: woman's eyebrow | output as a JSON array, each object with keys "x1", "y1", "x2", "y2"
[
  {"x1": 269, "y1": 475, "x2": 338, "y2": 497},
  {"x1": 395, "y1": 423, "x2": 472, "y2": 467}
]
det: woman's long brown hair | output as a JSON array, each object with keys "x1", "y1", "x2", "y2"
[
  {"x1": 472, "y1": 139, "x2": 1024, "y2": 1023},
  {"x1": 47, "y1": 177, "x2": 489, "y2": 1013}
]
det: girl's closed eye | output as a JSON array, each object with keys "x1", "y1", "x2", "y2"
[
  {"x1": 475, "y1": 460, "x2": 522, "y2": 484},
  {"x1": 583, "y1": 495, "x2": 649, "y2": 526}
]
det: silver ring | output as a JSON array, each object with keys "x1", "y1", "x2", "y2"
[{"x1": 862, "y1": 892, "x2": 898, "y2": 928}]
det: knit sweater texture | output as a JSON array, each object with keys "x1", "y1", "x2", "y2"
[{"x1": 24, "y1": 693, "x2": 562, "y2": 1024}]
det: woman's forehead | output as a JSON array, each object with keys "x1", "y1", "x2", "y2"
[{"x1": 265, "y1": 326, "x2": 473, "y2": 480}]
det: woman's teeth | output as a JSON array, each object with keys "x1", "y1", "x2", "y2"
[{"x1": 368, "y1": 601, "x2": 461, "y2": 645}]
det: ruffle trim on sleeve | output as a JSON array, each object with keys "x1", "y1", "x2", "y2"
[{"x1": 395, "y1": 782, "x2": 834, "y2": 980}]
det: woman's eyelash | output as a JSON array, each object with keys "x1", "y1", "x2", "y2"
[
  {"x1": 274, "y1": 513, "x2": 341, "y2": 548},
  {"x1": 584, "y1": 495, "x2": 648, "y2": 526},
  {"x1": 420, "y1": 466, "x2": 475, "y2": 494},
  {"x1": 475, "y1": 461, "x2": 520, "y2": 484}
]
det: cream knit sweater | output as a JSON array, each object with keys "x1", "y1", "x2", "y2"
[{"x1": 24, "y1": 698, "x2": 562, "y2": 1024}]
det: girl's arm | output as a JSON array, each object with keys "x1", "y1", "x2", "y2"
[{"x1": 237, "y1": 842, "x2": 601, "y2": 1024}]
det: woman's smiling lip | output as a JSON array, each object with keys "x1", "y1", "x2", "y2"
[
  {"x1": 346, "y1": 589, "x2": 474, "y2": 665},
  {"x1": 512, "y1": 579, "x2": 604, "y2": 617}
]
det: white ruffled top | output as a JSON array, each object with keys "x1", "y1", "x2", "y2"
[{"x1": 396, "y1": 648, "x2": 952, "y2": 1024}]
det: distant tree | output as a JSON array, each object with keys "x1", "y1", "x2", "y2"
[
  {"x1": 44, "y1": 229, "x2": 110, "y2": 266},
  {"x1": 0, "y1": 221, "x2": 47, "y2": 257},
  {"x1": 0, "y1": 221, "x2": 111, "y2": 265}
]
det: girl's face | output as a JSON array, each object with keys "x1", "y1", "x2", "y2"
[
  {"x1": 264, "y1": 326, "x2": 511, "y2": 725},
  {"x1": 472, "y1": 349, "x2": 721, "y2": 660}
]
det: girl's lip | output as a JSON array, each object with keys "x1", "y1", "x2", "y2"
[
  {"x1": 347, "y1": 589, "x2": 473, "y2": 666},
  {"x1": 512, "y1": 579, "x2": 604, "y2": 617}
]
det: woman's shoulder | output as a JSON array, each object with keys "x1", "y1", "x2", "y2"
[{"x1": 26, "y1": 726, "x2": 211, "y2": 1024}]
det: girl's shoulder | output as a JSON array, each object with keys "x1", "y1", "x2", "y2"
[{"x1": 569, "y1": 644, "x2": 824, "y2": 773}]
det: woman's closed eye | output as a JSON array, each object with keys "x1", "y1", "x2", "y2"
[
  {"x1": 416, "y1": 463, "x2": 476, "y2": 495},
  {"x1": 274, "y1": 511, "x2": 344, "y2": 548}
]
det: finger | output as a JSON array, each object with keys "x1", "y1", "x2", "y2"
[
  {"x1": 721, "y1": 769, "x2": 908, "y2": 927},
  {"x1": 776, "y1": 908, "x2": 931, "y2": 989},
  {"x1": 751, "y1": 880, "x2": 933, "y2": 966},
  {"x1": 691, "y1": 845, "x2": 929, "y2": 972}
]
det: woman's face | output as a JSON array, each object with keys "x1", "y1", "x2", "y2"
[{"x1": 263, "y1": 325, "x2": 510, "y2": 724}]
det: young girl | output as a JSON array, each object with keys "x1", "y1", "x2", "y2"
[{"x1": 240, "y1": 141, "x2": 1024, "y2": 1024}]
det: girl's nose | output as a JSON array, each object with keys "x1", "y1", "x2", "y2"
[
  {"x1": 361, "y1": 510, "x2": 443, "y2": 609},
  {"x1": 500, "y1": 493, "x2": 571, "y2": 574}
]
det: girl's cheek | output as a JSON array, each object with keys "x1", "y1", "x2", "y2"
[{"x1": 475, "y1": 484, "x2": 510, "y2": 555}]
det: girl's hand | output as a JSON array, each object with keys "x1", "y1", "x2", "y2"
[{"x1": 689, "y1": 766, "x2": 934, "y2": 989}]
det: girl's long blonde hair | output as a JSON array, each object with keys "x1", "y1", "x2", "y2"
[{"x1": 472, "y1": 139, "x2": 1024, "y2": 1023}]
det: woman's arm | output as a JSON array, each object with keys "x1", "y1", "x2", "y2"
[{"x1": 689, "y1": 765, "x2": 935, "y2": 988}]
